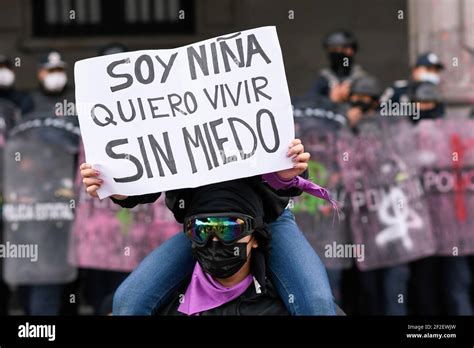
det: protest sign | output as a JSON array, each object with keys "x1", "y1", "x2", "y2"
[
  {"x1": 69, "y1": 145, "x2": 180, "y2": 272},
  {"x1": 338, "y1": 118, "x2": 436, "y2": 270},
  {"x1": 3, "y1": 113, "x2": 79, "y2": 285},
  {"x1": 416, "y1": 119, "x2": 474, "y2": 256},
  {"x1": 75, "y1": 26, "x2": 294, "y2": 199}
]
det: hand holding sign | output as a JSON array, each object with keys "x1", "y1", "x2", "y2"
[
  {"x1": 278, "y1": 139, "x2": 310, "y2": 180},
  {"x1": 75, "y1": 27, "x2": 294, "y2": 199},
  {"x1": 79, "y1": 163, "x2": 127, "y2": 200}
]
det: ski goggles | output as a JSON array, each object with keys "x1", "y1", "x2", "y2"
[{"x1": 184, "y1": 213, "x2": 256, "y2": 246}]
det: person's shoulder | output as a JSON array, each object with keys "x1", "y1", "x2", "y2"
[
  {"x1": 351, "y1": 64, "x2": 367, "y2": 77},
  {"x1": 318, "y1": 68, "x2": 335, "y2": 80},
  {"x1": 15, "y1": 88, "x2": 33, "y2": 98},
  {"x1": 237, "y1": 278, "x2": 289, "y2": 315},
  {"x1": 393, "y1": 79, "x2": 409, "y2": 89}
]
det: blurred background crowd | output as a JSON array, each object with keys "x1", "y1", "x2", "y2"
[{"x1": 0, "y1": 0, "x2": 473, "y2": 315}]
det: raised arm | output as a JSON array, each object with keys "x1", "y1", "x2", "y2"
[
  {"x1": 262, "y1": 139, "x2": 336, "y2": 207},
  {"x1": 79, "y1": 162, "x2": 161, "y2": 208},
  {"x1": 110, "y1": 192, "x2": 161, "y2": 208}
]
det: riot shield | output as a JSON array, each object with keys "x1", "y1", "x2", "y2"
[
  {"x1": 292, "y1": 99, "x2": 353, "y2": 269},
  {"x1": 0, "y1": 99, "x2": 20, "y2": 280},
  {"x1": 3, "y1": 112, "x2": 79, "y2": 285},
  {"x1": 69, "y1": 144, "x2": 180, "y2": 272},
  {"x1": 338, "y1": 118, "x2": 436, "y2": 270},
  {"x1": 416, "y1": 119, "x2": 474, "y2": 256},
  {"x1": 0, "y1": 98, "x2": 20, "y2": 133}
]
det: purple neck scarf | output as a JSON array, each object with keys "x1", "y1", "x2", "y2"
[
  {"x1": 262, "y1": 172, "x2": 338, "y2": 207},
  {"x1": 178, "y1": 263, "x2": 253, "y2": 316},
  {"x1": 262, "y1": 172, "x2": 340, "y2": 219}
]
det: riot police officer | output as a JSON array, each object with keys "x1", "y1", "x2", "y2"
[
  {"x1": 408, "y1": 81, "x2": 443, "y2": 122},
  {"x1": 344, "y1": 75, "x2": 382, "y2": 131},
  {"x1": 0, "y1": 55, "x2": 33, "y2": 115},
  {"x1": 308, "y1": 30, "x2": 367, "y2": 105},
  {"x1": 30, "y1": 50, "x2": 72, "y2": 116},
  {"x1": 14, "y1": 50, "x2": 78, "y2": 316},
  {"x1": 380, "y1": 52, "x2": 445, "y2": 123}
]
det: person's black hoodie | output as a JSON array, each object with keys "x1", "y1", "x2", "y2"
[{"x1": 111, "y1": 175, "x2": 304, "y2": 224}]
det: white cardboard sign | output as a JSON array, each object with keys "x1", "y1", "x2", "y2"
[{"x1": 75, "y1": 26, "x2": 294, "y2": 199}]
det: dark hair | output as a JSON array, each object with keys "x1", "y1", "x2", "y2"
[{"x1": 250, "y1": 223, "x2": 272, "y2": 270}]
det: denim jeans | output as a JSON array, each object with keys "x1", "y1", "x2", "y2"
[
  {"x1": 113, "y1": 209, "x2": 336, "y2": 315},
  {"x1": 23, "y1": 284, "x2": 64, "y2": 315},
  {"x1": 358, "y1": 264, "x2": 410, "y2": 315},
  {"x1": 409, "y1": 257, "x2": 442, "y2": 315},
  {"x1": 441, "y1": 257, "x2": 472, "y2": 315},
  {"x1": 0, "y1": 280, "x2": 9, "y2": 315},
  {"x1": 409, "y1": 256, "x2": 473, "y2": 315}
]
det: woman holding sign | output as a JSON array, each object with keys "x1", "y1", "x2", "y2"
[{"x1": 81, "y1": 138, "x2": 337, "y2": 316}]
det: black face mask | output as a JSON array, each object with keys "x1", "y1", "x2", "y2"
[
  {"x1": 328, "y1": 52, "x2": 352, "y2": 77},
  {"x1": 192, "y1": 240, "x2": 249, "y2": 279},
  {"x1": 350, "y1": 100, "x2": 373, "y2": 112}
]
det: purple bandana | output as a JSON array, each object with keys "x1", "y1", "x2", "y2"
[
  {"x1": 262, "y1": 172, "x2": 338, "y2": 207},
  {"x1": 262, "y1": 172, "x2": 340, "y2": 221},
  {"x1": 178, "y1": 262, "x2": 253, "y2": 316}
]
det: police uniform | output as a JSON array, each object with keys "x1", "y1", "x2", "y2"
[
  {"x1": 310, "y1": 65, "x2": 367, "y2": 99},
  {"x1": 308, "y1": 30, "x2": 367, "y2": 100},
  {"x1": 380, "y1": 79, "x2": 411, "y2": 105},
  {"x1": 380, "y1": 52, "x2": 445, "y2": 123}
]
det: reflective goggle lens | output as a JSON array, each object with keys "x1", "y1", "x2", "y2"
[{"x1": 186, "y1": 217, "x2": 247, "y2": 244}]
